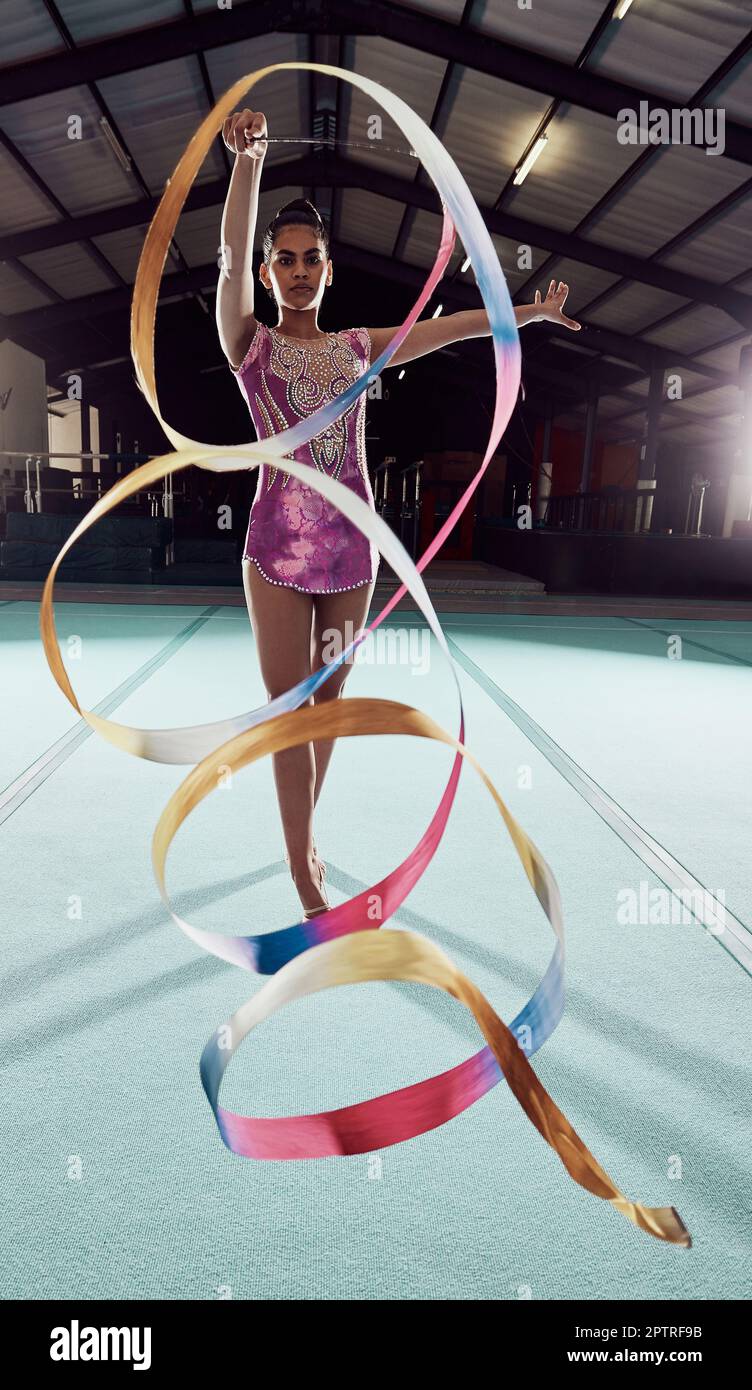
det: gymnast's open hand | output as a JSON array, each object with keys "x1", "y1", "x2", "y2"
[
  {"x1": 222, "y1": 108, "x2": 268, "y2": 160},
  {"x1": 535, "y1": 279, "x2": 581, "y2": 331}
]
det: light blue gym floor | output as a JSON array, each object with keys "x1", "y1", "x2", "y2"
[{"x1": 1, "y1": 596, "x2": 751, "y2": 1300}]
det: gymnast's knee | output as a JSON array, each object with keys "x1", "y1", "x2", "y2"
[
  {"x1": 312, "y1": 674, "x2": 346, "y2": 702},
  {"x1": 265, "y1": 685, "x2": 314, "y2": 706}
]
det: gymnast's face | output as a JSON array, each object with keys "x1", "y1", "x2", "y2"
[{"x1": 261, "y1": 224, "x2": 332, "y2": 312}]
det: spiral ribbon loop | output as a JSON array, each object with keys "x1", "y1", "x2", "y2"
[{"x1": 39, "y1": 62, "x2": 689, "y2": 1246}]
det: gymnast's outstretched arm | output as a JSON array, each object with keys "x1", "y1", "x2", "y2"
[{"x1": 367, "y1": 278, "x2": 581, "y2": 367}]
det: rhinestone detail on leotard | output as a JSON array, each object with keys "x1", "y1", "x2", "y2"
[
  {"x1": 241, "y1": 555, "x2": 374, "y2": 594},
  {"x1": 265, "y1": 326, "x2": 358, "y2": 487}
]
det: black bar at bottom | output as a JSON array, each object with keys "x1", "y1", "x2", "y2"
[{"x1": 1, "y1": 1298, "x2": 741, "y2": 1373}]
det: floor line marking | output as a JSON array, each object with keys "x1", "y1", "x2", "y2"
[
  {"x1": 445, "y1": 631, "x2": 752, "y2": 979},
  {"x1": 1, "y1": 606, "x2": 221, "y2": 826},
  {"x1": 620, "y1": 615, "x2": 752, "y2": 669}
]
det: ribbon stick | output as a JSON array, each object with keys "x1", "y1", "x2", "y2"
[{"x1": 39, "y1": 63, "x2": 689, "y2": 1246}]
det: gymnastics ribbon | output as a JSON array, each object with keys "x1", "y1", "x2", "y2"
[{"x1": 39, "y1": 63, "x2": 689, "y2": 1246}]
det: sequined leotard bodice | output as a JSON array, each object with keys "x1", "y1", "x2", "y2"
[{"x1": 231, "y1": 321, "x2": 380, "y2": 594}]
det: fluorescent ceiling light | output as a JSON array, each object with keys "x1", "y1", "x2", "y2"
[
  {"x1": 614, "y1": 0, "x2": 634, "y2": 17},
  {"x1": 460, "y1": 255, "x2": 471, "y2": 273},
  {"x1": 398, "y1": 369, "x2": 406, "y2": 380},
  {"x1": 98, "y1": 116, "x2": 131, "y2": 173},
  {"x1": 432, "y1": 304, "x2": 443, "y2": 318},
  {"x1": 513, "y1": 134, "x2": 548, "y2": 186}
]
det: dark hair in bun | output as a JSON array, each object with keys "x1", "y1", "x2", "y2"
[{"x1": 261, "y1": 197, "x2": 330, "y2": 266}]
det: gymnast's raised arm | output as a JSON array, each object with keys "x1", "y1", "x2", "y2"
[
  {"x1": 367, "y1": 279, "x2": 581, "y2": 368},
  {"x1": 215, "y1": 109, "x2": 268, "y2": 371}
]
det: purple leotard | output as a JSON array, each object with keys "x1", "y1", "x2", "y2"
[{"x1": 231, "y1": 321, "x2": 380, "y2": 594}]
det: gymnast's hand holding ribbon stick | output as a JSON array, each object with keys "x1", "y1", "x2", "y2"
[{"x1": 222, "y1": 108, "x2": 268, "y2": 160}]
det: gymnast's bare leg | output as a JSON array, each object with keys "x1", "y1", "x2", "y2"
[
  {"x1": 309, "y1": 578, "x2": 377, "y2": 806},
  {"x1": 242, "y1": 559, "x2": 326, "y2": 915}
]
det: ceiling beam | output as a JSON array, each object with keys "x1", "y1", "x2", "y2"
[
  {"x1": 329, "y1": 32, "x2": 348, "y2": 244},
  {"x1": 513, "y1": 29, "x2": 752, "y2": 309},
  {"x1": 3, "y1": 0, "x2": 750, "y2": 168},
  {"x1": 35, "y1": 321, "x2": 738, "y2": 440},
  {"x1": 0, "y1": 134, "x2": 111, "y2": 292},
  {"x1": 3, "y1": 152, "x2": 750, "y2": 327},
  {"x1": 347, "y1": 1, "x2": 752, "y2": 165},
  {"x1": 572, "y1": 186, "x2": 752, "y2": 326},
  {"x1": 28, "y1": 0, "x2": 155, "y2": 288},
  {"x1": 1, "y1": 310, "x2": 121, "y2": 369},
  {"x1": 390, "y1": 0, "x2": 477, "y2": 262},
  {"x1": 0, "y1": 0, "x2": 287, "y2": 104},
  {"x1": 181, "y1": 0, "x2": 232, "y2": 180},
  {"x1": 328, "y1": 244, "x2": 740, "y2": 384},
  {"x1": 42, "y1": 333, "x2": 646, "y2": 430},
  {"x1": 479, "y1": 0, "x2": 630, "y2": 220},
  {"x1": 6, "y1": 237, "x2": 739, "y2": 388}
]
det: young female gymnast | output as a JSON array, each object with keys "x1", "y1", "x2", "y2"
[{"x1": 216, "y1": 109, "x2": 581, "y2": 920}]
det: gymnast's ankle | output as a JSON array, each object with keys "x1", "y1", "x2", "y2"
[
  {"x1": 289, "y1": 852, "x2": 329, "y2": 914},
  {"x1": 287, "y1": 846, "x2": 317, "y2": 879}
]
